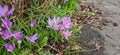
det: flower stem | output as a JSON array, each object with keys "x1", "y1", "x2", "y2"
[
  {"x1": 12, "y1": 52, "x2": 16, "y2": 55},
  {"x1": 1, "y1": 18, "x2": 12, "y2": 34},
  {"x1": 18, "y1": 44, "x2": 21, "y2": 49}
]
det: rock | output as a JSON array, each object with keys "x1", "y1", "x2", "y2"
[{"x1": 113, "y1": 23, "x2": 118, "y2": 26}]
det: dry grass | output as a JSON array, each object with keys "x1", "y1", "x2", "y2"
[{"x1": 0, "y1": 0, "x2": 47, "y2": 19}]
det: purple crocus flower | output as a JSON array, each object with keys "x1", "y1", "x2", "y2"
[
  {"x1": 64, "y1": 0, "x2": 68, "y2": 3},
  {"x1": 47, "y1": 17, "x2": 54, "y2": 28},
  {"x1": 52, "y1": 16, "x2": 61, "y2": 24},
  {"x1": 59, "y1": 24, "x2": 66, "y2": 30},
  {"x1": 1, "y1": 18, "x2": 12, "y2": 28},
  {"x1": 2, "y1": 30, "x2": 12, "y2": 40},
  {"x1": 0, "y1": 5, "x2": 15, "y2": 17},
  {"x1": 13, "y1": 30, "x2": 23, "y2": 40},
  {"x1": 47, "y1": 16, "x2": 61, "y2": 30},
  {"x1": 59, "y1": 17, "x2": 72, "y2": 30},
  {"x1": 52, "y1": 23, "x2": 60, "y2": 30},
  {"x1": 59, "y1": 22, "x2": 72, "y2": 30},
  {"x1": 64, "y1": 22, "x2": 72, "y2": 28},
  {"x1": 5, "y1": 43, "x2": 15, "y2": 52},
  {"x1": 26, "y1": 33, "x2": 38, "y2": 43},
  {"x1": 13, "y1": 30, "x2": 23, "y2": 44},
  {"x1": 60, "y1": 30, "x2": 72, "y2": 40},
  {"x1": 30, "y1": 20, "x2": 36, "y2": 27},
  {"x1": 62, "y1": 16, "x2": 71, "y2": 24}
]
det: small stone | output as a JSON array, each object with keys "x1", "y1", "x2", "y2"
[
  {"x1": 113, "y1": 23, "x2": 118, "y2": 26},
  {"x1": 102, "y1": 22, "x2": 107, "y2": 26},
  {"x1": 104, "y1": 19, "x2": 110, "y2": 23},
  {"x1": 97, "y1": 25, "x2": 104, "y2": 30},
  {"x1": 116, "y1": 47, "x2": 120, "y2": 50}
]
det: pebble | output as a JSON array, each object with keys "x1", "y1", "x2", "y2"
[{"x1": 113, "y1": 23, "x2": 118, "y2": 26}]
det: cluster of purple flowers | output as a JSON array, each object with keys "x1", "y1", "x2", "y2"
[
  {"x1": 0, "y1": 5, "x2": 38, "y2": 52},
  {"x1": 47, "y1": 16, "x2": 72, "y2": 40},
  {"x1": 0, "y1": 3, "x2": 72, "y2": 52}
]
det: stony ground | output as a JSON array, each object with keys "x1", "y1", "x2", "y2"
[{"x1": 85, "y1": 0, "x2": 120, "y2": 55}]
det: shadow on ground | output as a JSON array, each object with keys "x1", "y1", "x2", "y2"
[{"x1": 72, "y1": 25, "x2": 105, "y2": 55}]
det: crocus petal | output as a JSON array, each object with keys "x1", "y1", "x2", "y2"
[
  {"x1": 32, "y1": 33, "x2": 38, "y2": 40},
  {"x1": 4, "y1": 5, "x2": 8, "y2": 12},
  {"x1": 26, "y1": 37, "x2": 30, "y2": 40},
  {"x1": 65, "y1": 22, "x2": 72, "y2": 28},
  {"x1": 54, "y1": 17, "x2": 61, "y2": 24},
  {"x1": 64, "y1": 0, "x2": 68, "y2": 3},
  {"x1": 66, "y1": 30, "x2": 72, "y2": 37},
  {"x1": 0, "y1": 5, "x2": 3, "y2": 10},
  {"x1": 52, "y1": 16, "x2": 56, "y2": 23},
  {"x1": 0, "y1": 28, "x2": 2, "y2": 34},
  {"x1": 30, "y1": 20, "x2": 36, "y2": 27},
  {"x1": 53, "y1": 16, "x2": 60, "y2": 24},
  {"x1": 65, "y1": 36, "x2": 68, "y2": 40},
  {"x1": 47, "y1": 17, "x2": 51, "y2": 23},
  {"x1": 60, "y1": 30, "x2": 65, "y2": 37},
  {"x1": 26, "y1": 37, "x2": 35, "y2": 43},
  {"x1": 57, "y1": 17, "x2": 61, "y2": 23},
  {"x1": 1, "y1": 18, "x2": 12, "y2": 28},
  {"x1": 0, "y1": 5, "x2": 4, "y2": 16},
  {"x1": 6, "y1": 7, "x2": 15, "y2": 16},
  {"x1": 59, "y1": 24, "x2": 65, "y2": 30},
  {"x1": 47, "y1": 17, "x2": 53, "y2": 27},
  {"x1": 52, "y1": 24, "x2": 60, "y2": 30},
  {"x1": 30, "y1": 39, "x2": 36, "y2": 43},
  {"x1": 26, "y1": 33, "x2": 38, "y2": 43},
  {"x1": 62, "y1": 16, "x2": 71, "y2": 24}
]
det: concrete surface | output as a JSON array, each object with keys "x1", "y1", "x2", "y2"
[{"x1": 85, "y1": 0, "x2": 120, "y2": 55}]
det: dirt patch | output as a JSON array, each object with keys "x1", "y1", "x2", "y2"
[{"x1": 71, "y1": 1, "x2": 102, "y2": 29}]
